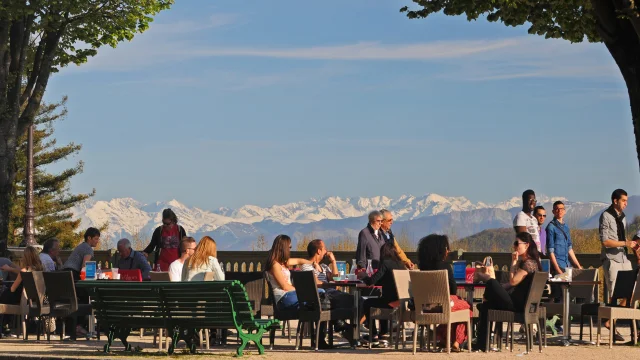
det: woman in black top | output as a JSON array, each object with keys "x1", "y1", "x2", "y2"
[
  {"x1": 417, "y1": 234, "x2": 471, "y2": 351},
  {"x1": 473, "y1": 232, "x2": 542, "y2": 352},
  {"x1": 358, "y1": 242, "x2": 406, "y2": 346}
]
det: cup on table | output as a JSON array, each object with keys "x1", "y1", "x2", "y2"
[
  {"x1": 346, "y1": 274, "x2": 356, "y2": 281},
  {"x1": 112, "y1": 268, "x2": 119, "y2": 277},
  {"x1": 338, "y1": 271, "x2": 345, "y2": 280}
]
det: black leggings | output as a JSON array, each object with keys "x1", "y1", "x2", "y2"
[{"x1": 476, "y1": 279, "x2": 517, "y2": 351}]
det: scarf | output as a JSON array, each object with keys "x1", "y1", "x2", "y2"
[{"x1": 605, "y1": 205, "x2": 626, "y2": 242}]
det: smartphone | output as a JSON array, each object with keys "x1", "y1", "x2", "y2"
[{"x1": 485, "y1": 257, "x2": 492, "y2": 267}]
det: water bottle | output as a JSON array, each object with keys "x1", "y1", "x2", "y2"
[
  {"x1": 566, "y1": 264, "x2": 572, "y2": 281},
  {"x1": 366, "y1": 259, "x2": 374, "y2": 277},
  {"x1": 349, "y1": 259, "x2": 357, "y2": 275},
  {"x1": 156, "y1": 263, "x2": 162, "y2": 272},
  {"x1": 96, "y1": 265, "x2": 103, "y2": 280}
]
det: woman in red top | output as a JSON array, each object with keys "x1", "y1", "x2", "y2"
[{"x1": 143, "y1": 209, "x2": 187, "y2": 271}]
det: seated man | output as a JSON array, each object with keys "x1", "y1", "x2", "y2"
[
  {"x1": 300, "y1": 239, "x2": 355, "y2": 347},
  {"x1": 116, "y1": 238, "x2": 152, "y2": 280},
  {"x1": 40, "y1": 237, "x2": 63, "y2": 272}
]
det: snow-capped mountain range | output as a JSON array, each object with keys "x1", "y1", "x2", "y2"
[{"x1": 71, "y1": 193, "x2": 616, "y2": 250}]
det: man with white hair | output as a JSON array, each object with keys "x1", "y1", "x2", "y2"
[
  {"x1": 356, "y1": 210, "x2": 387, "y2": 269},
  {"x1": 379, "y1": 209, "x2": 414, "y2": 269},
  {"x1": 116, "y1": 238, "x2": 152, "y2": 280}
]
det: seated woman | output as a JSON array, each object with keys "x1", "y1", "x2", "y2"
[
  {"x1": 358, "y1": 242, "x2": 406, "y2": 347},
  {"x1": 182, "y1": 236, "x2": 225, "y2": 281},
  {"x1": 473, "y1": 232, "x2": 542, "y2": 352},
  {"x1": 0, "y1": 246, "x2": 43, "y2": 336},
  {"x1": 264, "y1": 234, "x2": 312, "y2": 311},
  {"x1": 417, "y1": 234, "x2": 471, "y2": 352}
]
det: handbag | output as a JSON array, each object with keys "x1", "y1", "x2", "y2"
[{"x1": 473, "y1": 256, "x2": 496, "y2": 282}]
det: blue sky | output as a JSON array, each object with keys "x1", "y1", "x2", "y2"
[{"x1": 44, "y1": 0, "x2": 638, "y2": 209}]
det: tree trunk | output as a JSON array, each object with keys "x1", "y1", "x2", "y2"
[
  {"x1": 593, "y1": 0, "x2": 640, "y2": 172},
  {"x1": 0, "y1": 115, "x2": 19, "y2": 256}
]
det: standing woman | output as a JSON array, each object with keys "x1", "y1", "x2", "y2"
[
  {"x1": 264, "y1": 235, "x2": 312, "y2": 311},
  {"x1": 143, "y1": 209, "x2": 187, "y2": 271}
]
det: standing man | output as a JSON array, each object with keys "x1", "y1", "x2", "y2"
[
  {"x1": 547, "y1": 201, "x2": 582, "y2": 275},
  {"x1": 513, "y1": 189, "x2": 541, "y2": 252},
  {"x1": 600, "y1": 189, "x2": 635, "y2": 341},
  {"x1": 356, "y1": 211, "x2": 386, "y2": 269},
  {"x1": 168, "y1": 237, "x2": 196, "y2": 281},
  {"x1": 40, "y1": 237, "x2": 62, "y2": 272},
  {"x1": 379, "y1": 209, "x2": 414, "y2": 269},
  {"x1": 600, "y1": 189, "x2": 636, "y2": 301},
  {"x1": 117, "y1": 238, "x2": 152, "y2": 280},
  {"x1": 534, "y1": 206, "x2": 547, "y2": 255}
]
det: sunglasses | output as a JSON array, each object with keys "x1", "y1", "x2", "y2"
[
  {"x1": 536, "y1": 214, "x2": 546, "y2": 218},
  {"x1": 162, "y1": 221, "x2": 172, "y2": 226}
]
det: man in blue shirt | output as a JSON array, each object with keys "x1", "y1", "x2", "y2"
[{"x1": 546, "y1": 201, "x2": 582, "y2": 274}]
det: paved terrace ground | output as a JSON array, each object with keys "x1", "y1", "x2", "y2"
[{"x1": 0, "y1": 321, "x2": 638, "y2": 360}]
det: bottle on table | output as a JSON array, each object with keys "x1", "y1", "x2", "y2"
[
  {"x1": 366, "y1": 259, "x2": 374, "y2": 277},
  {"x1": 350, "y1": 259, "x2": 357, "y2": 275}
]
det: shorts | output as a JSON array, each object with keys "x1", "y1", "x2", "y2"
[{"x1": 603, "y1": 259, "x2": 633, "y2": 299}]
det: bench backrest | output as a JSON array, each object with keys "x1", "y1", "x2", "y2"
[{"x1": 78, "y1": 280, "x2": 261, "y2": 330}]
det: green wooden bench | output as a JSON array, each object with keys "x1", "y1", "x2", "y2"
[{"x1": 77, "y1": 280, "x2": 280, "y2": 356}]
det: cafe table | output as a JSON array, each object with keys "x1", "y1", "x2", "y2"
[
  {"x1": 455, "y1": 280, "x2": 486, "y2": 307},
  {"x1": 547, "y1": 279, "x2": 601, "y2": 346},
  {"x1": 320, "y1": 280, "x2": 380, "y2": 343}
]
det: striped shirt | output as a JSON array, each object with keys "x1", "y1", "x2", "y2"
[{"x1": 300, "y1": 263, "x2": 331, "y2": 283}]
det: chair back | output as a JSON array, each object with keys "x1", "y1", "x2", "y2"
[
  {"x1": 393, "y1": 270, "x2": 411, "y2": 301},
  {"x1": 570, "y1": 268, "x2": 598, "y2": 303},
  {"x1": 204, "y1": 272, "x2": 214, "y2": 281},
  {"x1": 20, "y1": 271, "x2": 47, "y2": 316},
  {"x1": 611, "y1": 270, "x2": 637, "y2": 305},
  {"x1": 630, "y1": 270, "x2": 640, "y2": 309},
  {"x1": 291, "y1": 270, "x2": 321, "y2": 313},
  {"x1": 149, "y1": 271, "x2": 171, "y2": 281},
  {"x1": 43, "y1": 271, "x2": 78, "y2": 315},
  {"x1": 522, "y1": 272, "x2": 549, "y2": 321},
  {"x1": 409, "y1": 270, "x2": 451, "y2": 315}
]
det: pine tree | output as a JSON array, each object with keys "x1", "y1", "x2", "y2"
[{"x1": 9, "y1": 97, "x2": 95, "y2": 249}]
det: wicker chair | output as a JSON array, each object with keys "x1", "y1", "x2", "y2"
[
  {"x1": 264, "y1": 272, "x2": 298, "y2": 350},
  {"x1": 409, "y1": 270, "x2": 473, "y2": 354},
  {"x1": 596, "y1": 269, "x2": 640, "y2": 348},
  {"x1": 392, "y1": 269, "x2": 413, "y2": 350},
  {"x1": 485, "y1": 271, "x2": 549, "y2": 354},
  {"x1": 19, "y1": 271, "x2": 50, "y2": 341},
  {"x1": 291, "y1": 271, "x2": 353, "y2": 351}
]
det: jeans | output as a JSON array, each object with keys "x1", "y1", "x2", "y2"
[{"x1": 277, "y1": 291, "x2": 299, "y2": 311}]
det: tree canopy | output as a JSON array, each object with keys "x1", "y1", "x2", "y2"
[{"x1": 0, "y1": 0, "x2": 174, "y2": 253}]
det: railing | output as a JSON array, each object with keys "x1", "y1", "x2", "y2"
[{"x1": 8, "y1": 247, "x2": 636, "y2": 274}]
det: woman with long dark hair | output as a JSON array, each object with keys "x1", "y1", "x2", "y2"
[
  {"x1": 143, "y1": 208, "x2": 187, "y2": 271},
  {"x1": 358, "y1": 242, "x2": 406, "y2": 347},
  {"x1": 417, "y1": 234, "x2": 471, "y2": 351},
  {"x1": 264, "y1": 235, "x2": 311, "y2": 311},
  {"x1": 473, "y1": 232, "x2": 542, "y2": 352}
]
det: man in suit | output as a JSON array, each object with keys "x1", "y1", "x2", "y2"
[{"x1": 356, "y1": 211, "x2": 386, "y2": 269}]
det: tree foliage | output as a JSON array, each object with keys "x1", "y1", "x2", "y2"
[
  {"x1": 400, "y1": 1, "x2": 603, "y2": 43},
  {"x1": 0, "y1": 0, "x2": 173, "y2": 253},
  {"x1": 8, "y1": 96, "x2": 94, "y2": 249}
]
